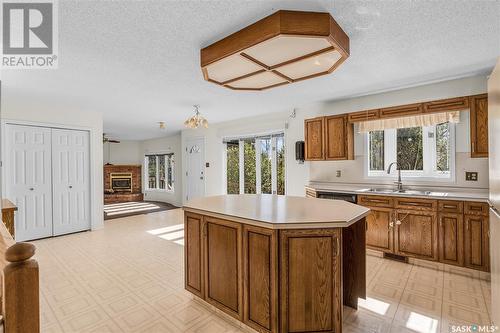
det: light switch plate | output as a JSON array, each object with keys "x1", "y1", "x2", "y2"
[{"x1": 465, "y1": 171, "x2": 478, "y2": 181}]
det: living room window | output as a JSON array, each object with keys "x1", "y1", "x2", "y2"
[
  {"x1": 366, "y1": 122, "x2": 454, "y2": 179},
  {"x1": 224, "y1": 133, "x2": 285, "y2": 195},
  {"x1": 145, "y1": 153, "x2": 174, "y2": 191}
]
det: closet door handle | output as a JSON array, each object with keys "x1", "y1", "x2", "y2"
[
  {"x1": 29, "y1": 187, "x2": 34, "y2": 191},
  {"x1": 69, "y1": 185, "x2": 73, "y2": 189}
]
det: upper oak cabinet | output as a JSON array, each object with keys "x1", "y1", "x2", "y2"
[
  {"x1": 304, "y1": 117, "x2": 325, "y2": 160},
  {"x1": 325, "y1": 115, "x2": 354, "y2": 160},
  {"x1": 304, "y1": 116, "x2": 354, "y2": 161},
  {"x1": 470, "y1": 93, "x2": 489, "y2": 158}
]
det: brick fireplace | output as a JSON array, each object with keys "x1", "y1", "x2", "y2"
[{"x1": 104, "y1": 165, "x2": 143, "y2": 204}]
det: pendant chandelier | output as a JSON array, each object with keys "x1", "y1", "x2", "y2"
[{"x1": 184, "y1": 105, "x2": 208, "y2": 129}]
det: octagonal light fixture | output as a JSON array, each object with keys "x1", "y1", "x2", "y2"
[{"x1": 200, "y1": 10, "x2": 350, "y2": 91}]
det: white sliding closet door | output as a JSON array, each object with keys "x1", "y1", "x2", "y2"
[
  {"x1": 5, "y1": 125, "x2": 53, "y2": 241},
  {"x1": 51, "y1": 129, "x2": 91, "y2": 236}
]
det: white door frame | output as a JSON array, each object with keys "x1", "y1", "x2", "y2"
[
  {"x1": 185, "y1": 136, "x2": 206, "y2": 201},
  {"x1": 1, "y1": 119, "x2": 97, "y2": 231}
]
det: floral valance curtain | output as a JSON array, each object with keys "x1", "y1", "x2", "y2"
[{"x1": 358, "y1": 111, "x2": 460, "y2": 133}]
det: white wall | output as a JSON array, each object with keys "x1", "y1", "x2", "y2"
[
  {"x1": 180, "y1": 75, "x2": 489, "y2": 203},
  {"x1": 103, "y1": 140, "x2": 142, "y2": 165},
  {"x1": 1, "y1": 96, "x2": 105, "y2": 230},
  {"x1": 141, "y1": 134, "x2": 183, "y2": 206}
]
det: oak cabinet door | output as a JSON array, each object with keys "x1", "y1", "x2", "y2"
[
  {"x1": 324, "y1": 115, "x2": 354, "y2": 160},
  {"x1": 243, "y1": 225, "x2": 278, "y2": 333},
  {"x1": 464, "y1": 215, "x2": 490, "y2": 271},
  {"x1": 304, "y1": 117, "x2": 325, "y2": 160},
  {"x1": 204, "y1": 217, "x2": 243, "y2": 319},
  {"x1": 438, "y1": 213, "x2": 464, "y2": 266},
  {"x1": 185, "y1": 212, "x2": 204, "y2": 298},
  {"x1": 395, "y1": 210, "x2": 438, "y2": 261},
  {"x1": 365, "y1": 207, "x2": 394, "y2": 253},
  {"x1": 280, "y1": 229, "x2": 341, "y2": 333},
  {"x1": 470, "y1": 94, "x2": 489, "y2": 158}
]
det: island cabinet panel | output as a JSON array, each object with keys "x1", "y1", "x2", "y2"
[
  {"x1": 464, "y1": 215, "x2": 490, "y2": 271},
  {"x1": 242, "y1": 225, "x2": 278, "y2": 333},
  {"x1": 280, "y1": 229, "x2": 341, "y2": 333},
  {"x1": 184, "y1": 212, "x2": 204, "y2": 298},
  {"x1": 469, "y1": 94, "x2": 489, "y2": 158},
  {"x1": 395, "y1": 210, "x2": 438, "y2": 261},
  {"x1": 304, "y1": 117, "x2": 325, "y2": 160},
  {"x1": 204, "y1": 217, "x2": 243, "y2": 320},
  {"x1": 365, "y1": 207, "x2": 394, "y2": 253},
  {"x1": 438, "y1": 213, "x2": 464, "y2": 266}
]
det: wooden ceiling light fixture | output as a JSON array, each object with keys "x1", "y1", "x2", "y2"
[{"x1": 200, "y1": 10, "x2": 350, "y2": 91}]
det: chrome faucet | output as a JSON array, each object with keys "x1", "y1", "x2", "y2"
[{"x1": 387, "y1": 162, "x2": 404, "y2": 192}]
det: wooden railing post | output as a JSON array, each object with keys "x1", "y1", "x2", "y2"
[{"x1": 3, "y1": 242, "x2": 39, "y2": 333}]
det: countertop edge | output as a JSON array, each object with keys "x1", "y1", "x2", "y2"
[
  {"x1": 305, "y1": 185, "x2": 489, "y2": 202},
  {"x1": 182, "y1": 206, "x2": 370, "y2": 229}
]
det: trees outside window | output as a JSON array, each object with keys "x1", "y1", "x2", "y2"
[
  {"x1": 367, "y1": 122, "x2": 452, "y2": 178},
  {"x1": 225, "y1": 133, "x2": 285, "y2": 195},
  {"x1": 145, "y1": 153, "x2": 174, "y2": 191}
]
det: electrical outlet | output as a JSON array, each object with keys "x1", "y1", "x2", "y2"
[{"x1": 465, "y1": 171, "x2": 478, "y2": 181}]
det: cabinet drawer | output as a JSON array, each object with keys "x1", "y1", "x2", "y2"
[
  {"x1": 464, "y1": 201, "x2": 489, "y2": 216},
  {"x1": 358, "y1": 195, "x2": 394, "y2": 208},
  {"x1": 423, "y1": 97, "x2": 469, "y2": 113},
  {"x1": 395, "y1": 197, "x2": 437, "y2": 211},
  {"x1": 379, "y1": 103, "x2": 423, "y2": 118},
  {"x1": 438, "y1": 200, "x2": 463, "y2": 213},
  {"x1": 347, "y1": 109, "x2": 380, "y2": 122}
]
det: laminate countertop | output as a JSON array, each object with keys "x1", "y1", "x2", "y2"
[
  {"x1": 306, "y1": 182, "x2": 490, "y2": 202},
  {"x1": 183, "y1": 194, "x2": 369, "y2": 229}
]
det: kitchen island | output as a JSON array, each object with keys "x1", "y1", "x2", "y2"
[{"x1": 183, "y1": 194, "x2": 369, "y2": 333}]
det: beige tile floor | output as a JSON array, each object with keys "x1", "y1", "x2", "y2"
[{"x1": 32, "y1": 209, "x2": 493, "y2": 333}]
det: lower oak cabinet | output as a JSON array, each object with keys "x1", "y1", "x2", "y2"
[
  {"x1": 185, "y1": 212, "x2": 204, "y2": 298},
  {"x1": 394, "y1": 210, "x2": 438, "y2": 261},
  {"x1": 365, "y1": 207, "x2": 394, "y2": 253},
  {"x1": 185, "y1": 212, "x2": 344, "y2": 333},
  {"x1": 204, "y1": 216, "x2": 243, "y2": 320},
  {"x1": 243, "y1": 225, "x2": 278, "y2": 333},
  {"x1": 358, "y1": 194, "x2": 490, "y2": 272},
  {"x1": 438, "y1": 213, "x2": 464, "y2": 266},
  {"x1": 279, "y1": 229, "x2": 341, "y2": 333},
  {"x1": 464, "y1": 215, "x2": 490, "y2": 271}
]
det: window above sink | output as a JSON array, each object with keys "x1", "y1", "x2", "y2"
[{"x1": 365, "y1": 122, "x2": 455, "y2": 181}]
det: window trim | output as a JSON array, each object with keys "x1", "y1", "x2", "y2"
[
  {"x1": 144, "y1": 152, "x2": 175, "y2": 193},
  {"x1": 364, "y1": 123, "x2": 456, "y2": 182}
]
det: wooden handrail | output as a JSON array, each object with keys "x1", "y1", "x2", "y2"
[{"x1": 3, "y1": 242, "x2": 40, "y2": 333}]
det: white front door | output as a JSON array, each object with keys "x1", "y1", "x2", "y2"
[
  {"x1": 52, "y1": 129, "x2": 91, "y2": 236},
  {"x1": 5, "y1": 124, "x2": 53, "y2": 241},
  {"x1": 186, "y1": 138, "x2": 205, "y2": 201}
]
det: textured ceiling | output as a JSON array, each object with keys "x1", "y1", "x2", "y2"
[{"x1": 2, "y1": 0, "x2": 500, "y2": 140}]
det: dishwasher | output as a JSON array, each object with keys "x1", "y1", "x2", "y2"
[{"x1": 316, "y1": 192, "x2": 357, "y2": 203}]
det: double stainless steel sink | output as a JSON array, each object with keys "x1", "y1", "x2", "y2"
[{"x1": 356, "y1": 187, "x2": 447, "y2": 197}]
